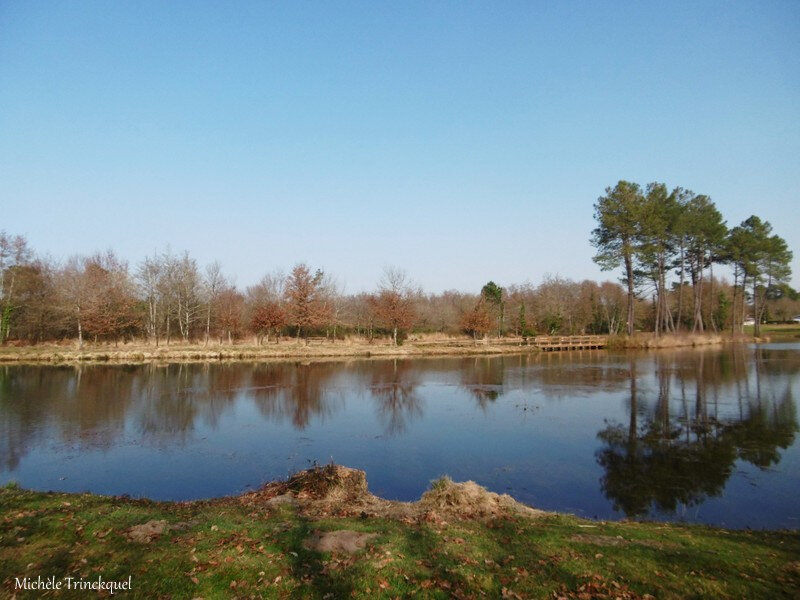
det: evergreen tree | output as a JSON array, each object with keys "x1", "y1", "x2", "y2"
[
  {"x1": 481, "y1": 281, "x2": 504, "y2": 336},
  {"x1": 592, "y1": 181, "x2": 644, "y2": 335},
  {"x1": 726, "y1": 216, "x2": 792, "y2": 336},
  {"x1": 682, "y1": 195, "x2": 727, "y2": 332},
  {"x1": 635, "y1": 182, "x2": 680, "y2": 336}
]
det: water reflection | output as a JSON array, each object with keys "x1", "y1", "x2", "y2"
[
  {"x1": 0, "y1": 365, "x2": 137, "y2": 468},
  {"x1": 369, "y1": 360, "x2": 423, "y2": 435},
  {"x1": 255, "y1": 362, "x2": 345, "y2": 429},
  {"x1": 0, "y1": 346, "x2": 798, "y2": 526},
  {"x1": 460, "y1": 356, "x2": 505, "y2": 408},
  {"x1": 596, "y1": 349, "x2": 798, "y2": 518}
]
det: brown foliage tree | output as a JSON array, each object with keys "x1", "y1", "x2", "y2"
[
  {"x1": 216, "y1": 288, "x2": 245, "y2": 344},
  {"x1": 372, "y1": 268, "x2": 416, "y2": 345},
  {"x1": 251, "y1": 301, "x2": 286, "y2": 344},
  {"x1": 80, "y1": 253, "x2": 139, "y2": 345},
  {"x1": 284, "y1": 264, "x2": 331, "y2": 340},
  {"x1": 460, "y1": 300, "x2": 492, "y2": 340}
]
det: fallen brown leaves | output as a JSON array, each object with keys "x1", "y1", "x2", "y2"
[{"x1": 553, "y1": 573, "x2": 651, "y2": 600}]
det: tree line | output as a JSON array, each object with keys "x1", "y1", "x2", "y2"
[
  {"x1": 0, "y1": 184, "x2": 795, "y2": 345},
  {"x1": 0, "y1": 236, "x2": 626, "y2": 346},
  {"x1": 592, "y1": 180, "x2": 794, "y2": 337}
]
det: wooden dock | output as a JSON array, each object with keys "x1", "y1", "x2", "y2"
[
  {"x1": 531, "y1": 335, "x2": 608, "y2": 351},
  {"x1": 411, "y1": 335, "x2": 608, "y2": 352}
]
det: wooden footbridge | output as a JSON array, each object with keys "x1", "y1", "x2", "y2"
[
  {"x1": 411, "y1": 335, "x2": 609, "y2": 352},
  {"x1": 528, "y1": 335, "x2": 608, "y2": 351}
]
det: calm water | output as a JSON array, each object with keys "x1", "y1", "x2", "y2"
[{"x1": 1, "y1": 345, "x2": 798, "y2": 529}]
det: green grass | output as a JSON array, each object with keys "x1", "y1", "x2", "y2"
[
  {"x1": 2, "y1": 484, "x2": 798, "y2": 599},
  {"x1": 748, "y1": 323, "x2": 800, "y2": 342}
]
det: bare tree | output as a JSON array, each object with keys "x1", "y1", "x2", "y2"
[
  {"x1": 506, "y1": 283, "x2": 536, "y2": 336},
  {"x1": 203, "y1": 261, "x2": 227, "y2": 347},
  {"x1": 0, "y1": 232, "x2": 33, "y2": 342},
  {"x1": 349, "y1": 292, "x2": 378, "y2": 340},
  {"x1": 536, "y1": 275, "x2": 580, "y2": 334},
  {"x1": 59, "y1": 256, "x2": 92, "y2": 348},
  {"x1": 216, "y1": 286, "x2": 244, "y2": 344},
  {"x1": 596, "y1": 281, "x2": 626, "y2": 334},
  {"x1": 136, "y1": 254, "x2": 164, "y2": 345},
  {"x1": 318, "y1": 272, "x2": 346, "y2": 340},
  {"x1": 406, "y1": 289, "x2": 477, "y2": 336},
  {"x1": 159, "y1": 251, "x2": 202, "y2": 343}
]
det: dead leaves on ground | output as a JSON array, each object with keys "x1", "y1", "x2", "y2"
[{"x1": 554, "y1": 573, "x2": 652, "y2": 600}]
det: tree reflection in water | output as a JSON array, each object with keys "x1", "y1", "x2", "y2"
[
  {"x1": 460, "y1": 356, "x2": 506, "y2": 409},
  {"x1": 596, "y1": 348, "x2": 798, "y2": 518},
  {"x1": 0, "y1": 365, "x2": 137, "y2": 469},
  {"x1": 0, "y1": 347, "x2": 797, "y2": 520},
  {"x1": 248, "y1": 362, "x2": 345, "y2": 429},
  {"x1": 369, "y1": 359, "x2": 422, "y2": 435}
]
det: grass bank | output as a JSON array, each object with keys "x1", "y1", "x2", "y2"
[
  {"x1": 0, "y1": 338, "x2": 543, "y2": 364},
  {"x1": 608, "y1": 333, "x2": 746, "y2": 350},
  {"x1": 0, "y1": 332, "x2": 755, "y2": 365},
  {"x1": 2, "y1": 466, "x2": 798, "y2": 599},
  {"x1": 746, "y1": 323, "x2": 800, "y2": 343}
]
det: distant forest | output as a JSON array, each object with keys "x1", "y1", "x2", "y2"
[{"x1": 0, "y1": 180, "x2": 796, "y2": 346}]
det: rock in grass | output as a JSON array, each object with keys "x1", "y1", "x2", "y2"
[
  {"x1": 126, "y1": 520, "x2": 167, "y2": 543},
  {"x1": 303, "y1": 530, "x2": 377, "y2": 553}
]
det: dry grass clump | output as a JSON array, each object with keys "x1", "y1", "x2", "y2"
[
  {"x1": 239, "y1": 466, "x2": 543, "y2": 522},
  {"x1": 608, "y1": 333, "x2": 732, "y2": 350},
  {"x1": 641, "y1": 333, "x2": 725, "y2": 349},
  {"x1": 284, "y1": 464, "x2": 369, "y2": 503},
  {"x1": 419, "y1": 476, "x2": 543, "y2": 520}
]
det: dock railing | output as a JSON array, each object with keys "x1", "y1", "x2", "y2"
[{"x1": 410, "y1": 335, "x2": 608, "y2": 351}]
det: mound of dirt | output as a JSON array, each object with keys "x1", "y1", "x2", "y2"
[
  {"x1": 238, "y1": 464, "x2": 374, "y2": 515},
  {"x1": 419, "y1": 477, "x2": 543, "y2": 520},
  {"x1": 285, "y1": 464, "x2": 368, "y2": 503},
  {"x1": 239, "y1": 465, "x2": 543, "y2": 522}
]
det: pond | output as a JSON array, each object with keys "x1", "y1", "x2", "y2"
[{"x1": 1, "y1": 344, "x2": 798, "y2": 529}]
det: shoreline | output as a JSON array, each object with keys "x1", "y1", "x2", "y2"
[
  {"x1": 0, "y1": 340, "x2": 542, "y2": 365},
  {"x1": 2, "y1": 463, "x2": 790, "y2": 530},
  {"x1": 0, "y1": 333, "x2": 758, "y2": 365},
  {"x1": 2, "y1": 465, "x2": 798, "y2": 598}
]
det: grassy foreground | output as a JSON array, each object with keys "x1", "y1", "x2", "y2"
[{"x1": 2, "y1": 470, "x2": 798, "y2": 599}]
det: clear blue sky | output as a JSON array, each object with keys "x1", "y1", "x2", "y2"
[{"x1": 2, "y1": 1, "x2": 798, "y2": 292}]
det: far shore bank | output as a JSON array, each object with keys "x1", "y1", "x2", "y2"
[{"x1": 0, "y1": 332, "x2": 773, "y2": 365}]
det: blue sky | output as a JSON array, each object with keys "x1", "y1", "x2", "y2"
[{"x1": 2, "y1": 1, "x2": 798, "y2": 292}]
